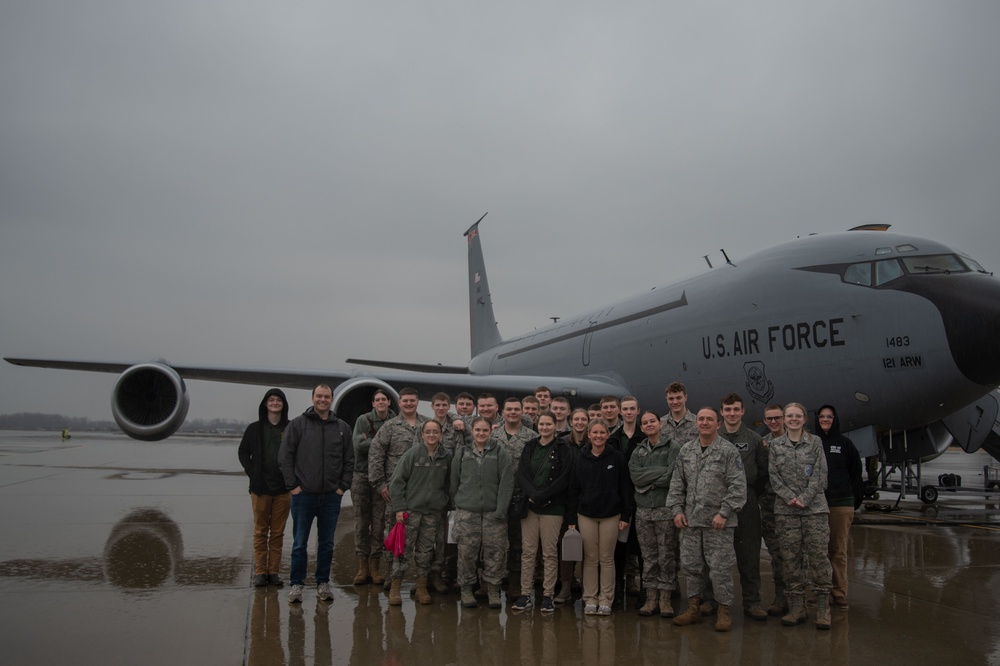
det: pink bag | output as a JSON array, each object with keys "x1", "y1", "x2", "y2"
[{"x1": 383, "y1": 512, "x2": 409, "y2": 557}]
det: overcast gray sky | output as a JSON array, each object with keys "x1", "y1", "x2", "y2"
[{"x1": 2, "y1": 1, "x2": 999, "y2": 424}]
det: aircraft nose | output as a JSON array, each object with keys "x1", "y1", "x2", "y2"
[{"x1": 901, "y1": 274, "x2": 1000, "y2": 386}]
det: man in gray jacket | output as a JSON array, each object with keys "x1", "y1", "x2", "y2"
[{"x1": 279, "y1": 385, "x2": 354, "y2": 603}]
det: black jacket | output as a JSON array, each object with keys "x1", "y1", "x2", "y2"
[
  {"x1": 568, "y1": 445, "x2": 634, "y2": 524},
  {"x1": 515, "y1": 436, "x2": 573, "y2": 513},
  {"x1": 279, "y1": 406, "x2": 355, "y2": 495},
  {"x1": 815, "y1": 405, "x2": 864, "y2": 509},
  {"x1": 238, "y1": 388, "x2": 290, "y2": 495}
]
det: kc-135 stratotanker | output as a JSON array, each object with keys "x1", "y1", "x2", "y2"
[{"x1": 8, "y1": 217, "x2": 1000, "y2": 469}]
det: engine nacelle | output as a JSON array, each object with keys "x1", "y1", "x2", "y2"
[
  {"x1": 111, "y1": 362, "x2": 190, "y2": 441},
  {"x1": 332, "y1": 378, "x2": 400, "y2": 426}
]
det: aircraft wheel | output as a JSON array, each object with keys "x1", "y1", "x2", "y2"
[{"x1": 920, "y1": 485, "x2": 938, "y2": 504}]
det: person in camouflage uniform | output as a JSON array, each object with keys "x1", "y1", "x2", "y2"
[
  {"x1": 490, "y1": 398, "x2": 536, "y2": 598},
  {"x1": 351, "y1": 389, "x2": 396, "y2": 585},
  {"x1": 660, "y1": 382, "x2": 698, "y2": 448},
  {"x1": 628, "y1": 411, "x2": 681, "y2": 618},
  {"x1": 386, "y1": 419, "x2": 452, "y2": 605},
  {"x1": 760, "y1": 403, "x2": 788, "y2": 615},
  {"x1": 369, "y1": 387, "x2": 429, "y2": 585},
  {"x1": 768, "y1": 402, "x2": 832, "y2": 630},
  {"x1": 667, "y1": 407, "x2": 747, "y2": 632},
  {"x1": 451, "y1": 416, "x2": 514, "y2": 609}
]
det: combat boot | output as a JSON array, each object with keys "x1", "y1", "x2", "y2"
[
  {"x1": 659, "y1": 590, "x2": 675, "y2": 618},
  {"x1": 429, "y1": 571, "x2": 450, "y2": 594},
  {"x1": 638, "y1": 589, "x2": 658, "y2": 616},
  {"x1": 487, "y1": 584, "x2": 502, "y2": 609},
  {"x1": 353, "y1": 557, "x2": 369, "y2": 585},
  {"x1": 714, "y1": 604, "x2": 732, "y2": 632},
  {"x1": 673, "y1": 596, "x2": 703, "y2": 626},
  {"x1": 369, "y1": 556, "x2": 386, "y2": 586},
  {"x1": 388, "y1": 578, "x2": 403, "y2": 606},
  {"x1": 553, "y1": 580, "x2": 573, "y2": 605},
  {"x1": 781, "y1": 594, "x2": 807, "y2": 626},
  {"x1": 767, "y1": 596, "x2": 788, "y2": 617},
  {"x1": 460, "y1": 586, "x2": 478, "y2": 608},
  {"x1": 415, "y1": 577, "x2": 432, "y2": 605},
  {"x1": 815, "y1": 595, "x2": 832, "y2": 630}
]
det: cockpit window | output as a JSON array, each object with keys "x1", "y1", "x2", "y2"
[
  {"x1": 875, "y1": 258, "x2": 903, "y2": 285},
  {"x1": 901, "y1": 254, "x2": 968, "y2": 275},
  {"x1": 961, "y1": 256, "x2": 989, "y2": 273},
  {"x1": 896, "y1": 244, "x2": 918, "y2": 253},
  {"x1": 843, "y1": 262, "x2": 872, "y2": 286},
  {"x1": 875, "y1": 247, "x2": 893, "y2": 255}
]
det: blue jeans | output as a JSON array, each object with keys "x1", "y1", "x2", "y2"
[{"x1": 290, "y1": 491, "x2": 343, "y2": 585}]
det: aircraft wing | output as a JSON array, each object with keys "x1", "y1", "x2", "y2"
[
  {"x1": 5, "y1": 356, "x2": 626, "y2": 398},
  {"x1": 4, "y1": 356, "x2": 628, "y2": 440}
]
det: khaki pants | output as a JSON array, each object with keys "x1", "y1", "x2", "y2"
[
  {"x1": 520, "y1": 511, "x2": 562, "y2": 597},
  {"x1": 250, "y1": 492, "x2": 291, "y2": 575},
  {"x1": 578, "y1": 514, "x2": 620, "y2": 607},
  {"x1": 828, "y1": 506, "x2": 854, "y2": 602}
]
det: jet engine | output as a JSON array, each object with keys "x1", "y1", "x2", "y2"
[
  {"x1": 331, "y1": 378, "x2": 400, "y2": 426},
  {"x1": 111, "y1": 362, "x2": 190, "y2": 441}
]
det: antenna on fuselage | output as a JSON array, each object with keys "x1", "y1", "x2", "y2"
[
  {"x1": 703, "y1": 255, "x2": 713, "y2": 268},
  {"x1": 721, "y1": 249, "x2": 734, "y2": 266}
]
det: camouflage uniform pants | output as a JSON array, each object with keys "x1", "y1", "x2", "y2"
[
  {"x1": 679, "y1": 526, "x2": 736, "y2": 605},
  {"x1": 351, "y1": 472, "x2": 386, "y2": 558},
  {"x1": 759, "y1": 489, "x2": 786, "y2": 599},
  {"x1": 635, "y1": 507, "x2": 678, "y2": 591},
  {"x1": 390, "y1": 511, "x2": 441, "y2": 580},
  {"x1": 776, "y1": 513, "x2": 832, "y2": 597},
  {"x1": 453, "y1": 509, "x2": 508, "y2": 586},
  {"x1": 430, "y1": 509, "x2": 451, "y2": 579}
]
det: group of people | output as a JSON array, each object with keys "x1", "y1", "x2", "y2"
[{"x1": 237, "y1": 381, "x2": 864, "y2": 632}]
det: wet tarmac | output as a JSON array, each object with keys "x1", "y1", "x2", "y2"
[{"x1": 1, "y1": 431, "x2": 999, "y2": 665}]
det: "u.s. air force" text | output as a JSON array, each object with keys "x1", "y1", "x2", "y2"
[{"x1": 702, "y1": 318, "x2": 846, "y2": 359}]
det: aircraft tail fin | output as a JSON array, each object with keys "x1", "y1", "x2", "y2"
[{"x1": 464, "y1": 214, "x2": 504, "y2": 357}]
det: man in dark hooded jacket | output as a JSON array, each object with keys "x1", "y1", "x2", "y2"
[{"x1": 238, "y1": 388, "x2": 290, "y2": 587}]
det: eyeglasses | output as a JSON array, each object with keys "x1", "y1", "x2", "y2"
[
  {"x1": 763, "y1": 416, "x2": 783, "y2": 422},
  {"x1": 818, "y1": 415, "x2": 834, "y2": 420}
]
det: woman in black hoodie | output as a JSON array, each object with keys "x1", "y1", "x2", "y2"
[
  {"x1": 567, "y1": 420, "x2": 634, "y2": 615},
  {"x1": 815, "y1": 404, "x2": 864, "y2": 608}
]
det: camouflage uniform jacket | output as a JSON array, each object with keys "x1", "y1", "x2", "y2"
[
  {"x1": 368, "y1": 413, "x2": 429, "y2": 494},
  {"x1": 389, "y1": 443, "x2": 452, "y2": 514},
  {"x1": 628, "y1": 435, "x2": 680, "y2": 509},
  {"x1": 353, "y1": 408, "x2": 396, "y2": 477},
  {"x1": 660, "y1": 410, "x2": 698, "y2": 448},
  {"x1": 666, "y1": 435, "x2": 746, "y2": 527},
  {"x1": 768, "y1": 431, "x2": 829, "y2": 515},
  {"x1": 489, "y1": 424, "x2": 536, "y2": 469}
]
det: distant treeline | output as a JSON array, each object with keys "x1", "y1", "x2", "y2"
[{"x1": 0, "y1": 413, "x2": 245, "y2": 433}]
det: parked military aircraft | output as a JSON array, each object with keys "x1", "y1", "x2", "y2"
[{"x1": 7, "y1": 217, "x2": 1000, "y2": 467}]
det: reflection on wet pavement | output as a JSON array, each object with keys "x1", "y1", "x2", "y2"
[{"x1": 0, "y1": 433, "x2": 998, "y2": 665}]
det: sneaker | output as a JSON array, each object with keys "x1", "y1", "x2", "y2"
[
  {"x1": 598, "y1": 605, "x2": 612, "y2": 616},
  {"x1": 511, "y1": 595, "x2": 532, "y2": 611},
  {"x1": 253, "y1": 574, "x2": 268, "y2": 587},
  {"x1": 288, "y1": 584, "x2": 304, "y2": 603},
  {"x1": 540, "y1": 596, "x2": 555, "y2": 613},
  {"x1": 317, "y1": 582, "x2": 334, "y2": 601},
  {"x1": 584, "y1": 604, "x2": 598, "y2": 615},
  {"x1": 267, "y1": 574, "x2": 284, "y2": 587}
]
